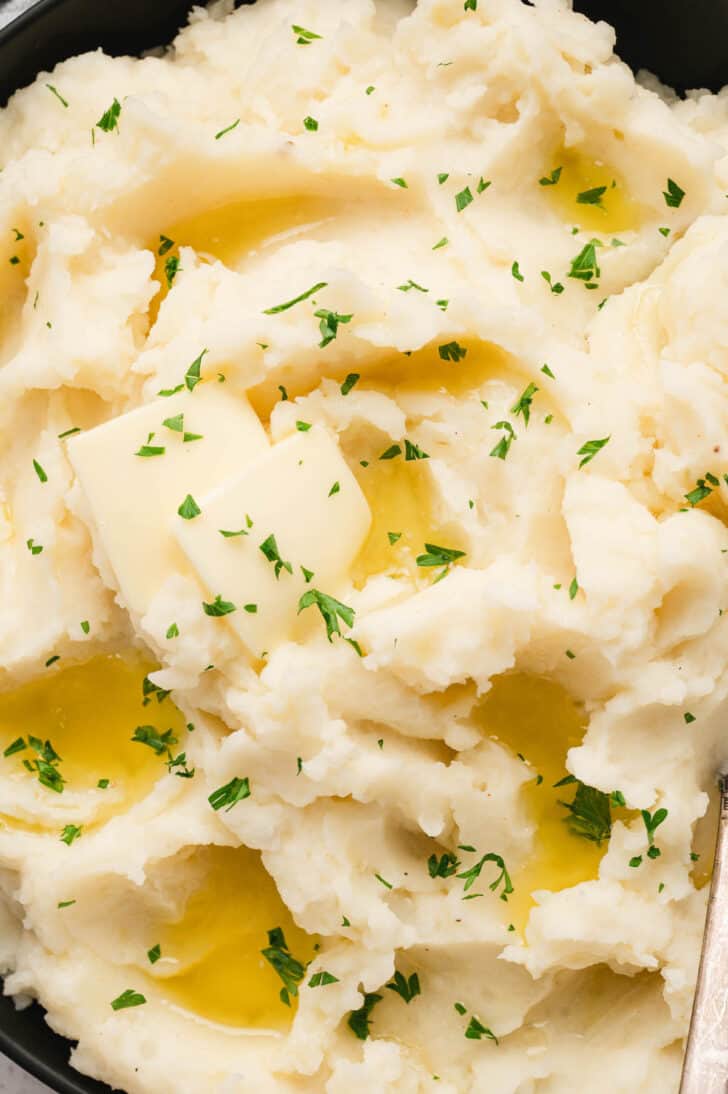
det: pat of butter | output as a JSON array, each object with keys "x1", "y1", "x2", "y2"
[
  {"x1": 174, "y1": 427, "x2": 371, "y2": 655},
  {"x1": 68, "y1": 385, "x2": 269, "y2": 616}
]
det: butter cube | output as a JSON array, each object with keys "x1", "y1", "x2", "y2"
[
  {"x1": 173, "y1": 427, "x2": 371, "y2": 654},
  {"x1": 68, "y1": 384, "x2": 269, "y2": 616}
]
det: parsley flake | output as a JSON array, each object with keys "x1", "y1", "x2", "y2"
[
  {"x1": 341, "y1": 372, "x2": 360, "y2": 395},
  {"x1": 110, "y1": 989, "x2": 146, "y2": 1011},
  {"x1": 263, "y1": 281, "x2": 327, "y2": 314},
  {"x1": 386, "y1": 971, "x2": 420, "y2": 1004},
  {"x1": 577, "y1": 436, "x2": 610, "y2": 468},
  {"x1": 259, "y1": 534, "x2": 293, "y2": 579},
  {"x1": 663, "y1": 178, "x2": 685, "y2": 208},
  {"x1": 177, "y1": 494, "x2": 201, "y2": 520},
  {"x1": 262, "y1": 926, "x2": 306, "y2": 1005},
  {"x1": 298, "y1": 588, "x2": 354, "y2": 641},
  {"x1": 438, "y1": 341, "x2": 467, "y2": 362},
  {"x1": 46, "y1": 84, "x2": 69, "y2": 108},
  {"x1": 215, "y1": 118, "x2": 240, "y2": 140},
  {"x1": 539, "y1": 166, "x2": 562, "y2": 186},
  {"x1": 208, "y1": 776, "x2": 251, "y2": 811},
  {"x1": 202, "y1": 595, "x2": 237, "y2": 617},
  {"x1": 96, "y1": 99, "x2": 121, "y2": 132},
  {"x1": 455, "y1": 187, "x2": 473, "y2": 212},
  {"x1": 315, "y1": 308, "x2": 352, "y2": 348}
]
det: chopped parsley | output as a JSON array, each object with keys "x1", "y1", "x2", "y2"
[
  {"x1": 110, "y1": 989, "x2": 146, "y2": 1011},
  {"x1": 685, "y1": 476, "x2": 716, "y2": 506},
  {"x1": 663, "y1": 178, "x2": 685, "y2": 208},
  {"x1": 433, "y1": 236, "x2": 448, "y2": 250},
  {"x1": 464, "y1": 0, "x2": 477, "y2": 9},
  {"x1": 81, "y1": 620, "x2": 90, "y2": 634},
  {"x1": 391, "y1": 177, "x2": 408, "y2": 188},
  {"x1": 134, "y1": 442, "x2": 165, "y2": 458},
  {"x1": 158, "y1": 235, "x2": 174, "y2": 256},
  {"x1": 404, "y1": 439, "x2": 429, "y2": 461},
  {"x1": 568, "y1": 576, "x2": 579, "y2": 600},
  {"x1": 166, "y1": 623, "x2": 179, "y2": 639},
  {"x1": 539, "y1": 166, "x2": 562, "y2": 186},
  {"x1": 292, "y1": 24, "x2": 322, "y2": 44},
  {"x1": 208, "y1": 776, "x2": 251, "y2": 811},
  {"x1": 541, "y1": 270, "x2": 565, "y2": 294},
  {"x1": 511, "y1": 260, "x2": 524, "y2": 282},
  {"x1": 58, "y1": 426, "x2": 81, "y2": 438},
  {"x1": 576, "y1": 185, "x2": 606, "y2": 206},
  {"x1": 541, "y1": 363, "x2": 555, "y2": 379},
  {"x1": 428, "y1": 851, "x2": 460, "y2": 878},
  {"x1": 26, "y1": 538, "x2": 43, "y2": 556},
  {"x1": 457, "y1": 851, "x2": 513, "y2": 900},
  {"x1": 296, "y1": 420, "x2": 312, "y2": 431},
  {"x1": 261, "y1": 927, "x2": 306, "y2": 1005},
  {"x1": 577, "y1": 435, "x2": 610, "y2": 468},
  {"x1": 315, "y1": 308, "x2": 352, "y2": 348},
  {"x1": 348, "y1": 992, "x2": 383, "y2": 1040},
  {"x1": 437, "y1": 172, "x2": 449, "y2": 184},
  {"x1": 177, "y1": 494, "x2": 201, "y2": 520},
  {"x1": 131, "y1": 725, "x2": 177, "y2": 756},
  {"x1": 215, "y1": 118, "x2": 240, "y2": 140},
  {"x1": 388, "y1": 532, "x2": 402, "y2": 545},
  {"x1": 96, "y1": 98, "x2": 121, "y2": 132},
  {"x1": 477, "y1": 177, "x2": 491, "y2": 193},
  {"x1": 386, "y1": 971, "x2": 420, "y2": 1004},
  {"x1": 659, "y1": 226, "x2": 671, "y2": 238},
  {"x1": 465, "y1": 1016, "x2": 498, "y2": 1042},
  {"x1": 185, "y1": 348, "x2": 207, "y2": 391},
  {"x1": 455, "y1": 186, "x2": 473, "y2": 212},
  {"x1": 328, "y1": 481, "x2": 340, "y2": 496},
  {"x1": 308, "y1": 970, "x2": 339, "y2": 987},
  {"x1": 438, "y1": 341, "x2": 467, "y2": 362},
  {"x1": 557, "y1": 779, "x2": 616, "y2": 844},
  {"x1": 415, "y1": 543, "x2": 465, "y2": 568},
  {"x1": 259, "y1": 534, "x2": 293, "y2": 579},
  {"x1": 298, "y1": 588, "x2": 354, "y2": 641},
  {"x1": 7, "y1": 736, "x2": 64, "y2": 793},
  {"x1": 164, "y1": 255, "x2": 180, "y2": 289},
  {"x1": 397, "y1": 278, "x2": 428, "y2": 292},
  {"x1": 60, "y1": 824, "x2": 82, "y2": 846},
  {"x1": 202, "y1": 595, "x2": 237, "y2": 616},
  {"x1": 32, "y1": 459, "x2": 48, "y2": 483},
  {"x1": 340, "y1": 372, "x2": 359, "y2": 395},
  {"x1": 263, "y1": 281, "x2": 327, "y2": 314},
  {"x1": 641, "y1": 807, "x2": 668, "y2": 860},
  {"x1": 489, "y1": 420, "x2": 516, "y2": 460},
  {"x1": 684, "y1": 712, "x2": 696, "y2": 724},
  {"x1": 511, "y1": 382, "x2": 538, "y2": 426},
  {"x1": 46, "y1": 84, "x2": 69, "y2": 108},
  {"x1": 366, "y1": 86, "x2": 375, "y2": 95},
  {"x1": 147, "y1": 944, "x2": 161, "y2": 964},
  {"x1": 568, "y1": 239, "x2": 601, "y2": 285}
]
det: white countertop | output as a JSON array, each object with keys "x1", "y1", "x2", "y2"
[{"x1": 1, "y1": 0, "x2": 61, "y2": 1081}]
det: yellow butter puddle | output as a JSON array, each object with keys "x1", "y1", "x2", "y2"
[
  {"x1": 0, "y1": 222, "x2": 35, "y2": 361},
  {"x1": 473, "y1": 673, "x2": 609, "y2": 933},
  {"x1": 542, "y1": 147, "x2": 642, "y2": 234},
  {"x1": 0, "y1": 653, "x2": 187, "y2": 799},
  {"x1": 150, "y1": 846, "x2": 318, "y2": 1030},
  {"x1": 352, "y1": 458, "x2": 466, "y2": 585}
]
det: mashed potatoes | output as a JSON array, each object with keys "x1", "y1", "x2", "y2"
[{"x1": 1, "y1": 0, "x2": 728, "y2": 1090}]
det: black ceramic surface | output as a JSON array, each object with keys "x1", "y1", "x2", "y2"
[{"x1": 0, "y1": 0, "x2": 727, "y2": 1092}]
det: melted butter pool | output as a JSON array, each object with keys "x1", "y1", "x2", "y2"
[
  {"x1": 0, "y1": 653, "x2": 187, "y2": 795},
  {"x1": 474, "y1": 673, "x2": 606, "y2": 932},
  {"x1": 153, "y1": 846, "x2": 318, "y2": 1029},
  {"x1": 543, "y1": 147, "x2": 642, "y2": 234}
]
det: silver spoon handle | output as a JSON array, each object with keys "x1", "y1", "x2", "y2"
[{"x1": 680, "y1": 777, "x2": 728, "y2": 1094}]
